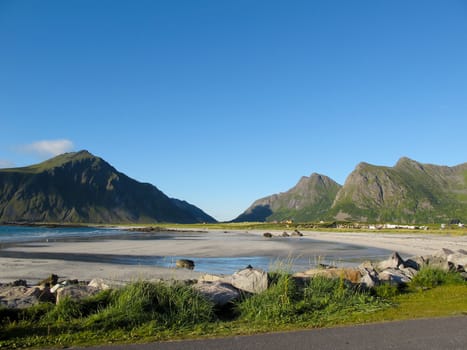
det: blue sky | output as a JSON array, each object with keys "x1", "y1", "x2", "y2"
[{"x1": 1, "y1": 1, "x2": 466, "y2": 221}]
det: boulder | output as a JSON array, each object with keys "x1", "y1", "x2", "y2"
[
  {"x1": 88, "y1": 278, "x2": 112, "y2": 290},
  {"x1": 358, "y1": 262, "x2": 379, "y2": 288},
  {"x1": 377, "y1": 252, "x2": 405, "y2": 271},
  {"x1": 447, "y1": 251, "x2": 467, "y2": 272},
  {"x1": 176, "y1": 259, "x2": 195, "y2": 270},
  {"x1": 228, "y1": 267, "x2": 268, "y2": 294},
  {"x1": 399, "y1": 266, "x2": 418, "y2": 279},
  {"x1": 378, "y1": 268, "x2": 412, "y2": 285},
  {"x1": 0, "y1": 286, "x2": 55, "y2": 309},
  {"x1": 418, "y1": 255, "x2": 450, "y2": 271},
  {"x1": 263, "y1": 232, "x2": 273, "y2": 238},
  {"x1": 55, "y1": 285, "x2": 100, "y2": 304},
  {"x1": 193, "y1": 281, "x2": 240, "y2": 306},
  {"x1": 281, "y1": 232, "x2": 290, "y2": 237},
  {"x1": 360, "y1": 268, "x2": 379, "y2": 288}
]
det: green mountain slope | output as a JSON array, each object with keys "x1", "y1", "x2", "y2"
[
  {"x1": 234, "y1": 158, "x2": 467, "y2": 224},
  {"x1": 0, "y1": 151, "x2": 216, "y2": 224},
  {"x1": 233, "y1": 173, "x2": 342, "y2": 222},
  {"x1": 329, "y1": 158, "x2": 467, "y2": 223}
]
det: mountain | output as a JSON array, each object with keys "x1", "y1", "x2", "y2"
[
  {"x1": 330, "y1": 158, "x2": 467, "y2": 223},
  {"x1": 234, "y1": 158, "x2": 467, "y2": 224},
  {"x1": 233, "y1": 173, "x2": 342, "y2": 222},
  {"x1": 0, "y1": 150, "x2": 216, "y2": 224}
]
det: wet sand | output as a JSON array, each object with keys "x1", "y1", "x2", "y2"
[{"x1": 1, "y1": 229, "x2": 466, "y2": 284}]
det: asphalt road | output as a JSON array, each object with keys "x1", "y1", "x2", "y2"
[{"x1": 71, "y1": 316, "x2": 467, "y2": 350}]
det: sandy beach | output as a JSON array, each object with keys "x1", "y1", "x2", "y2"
[{"x1": 1, "y1": 229, "x2": 467, "y2": 284}]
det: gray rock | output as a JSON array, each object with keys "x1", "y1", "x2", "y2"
[
  {"x1": 399, "y1": 266, "x2": 418, "y2": 279},
  {"x1": 263, "y1": 232, "x2": 273, "y2": 238},
  {"x1": 193, "y1": 281, "x2": 240, "y2": 306},
  {"x1": 378, "y1": 268, "x2": 412, "y2": 285},
  {"x1": 447, "y1": 251, "x2": 467, "y2": 272},
  {"x1": 358, "y1": 261, "x2": 379, "y2": 288},
  {"x1": 0, "y1": 286, "x2": 54, "y2": 309},
  {"x1": 419, "y1": 255, "x2": 450, "y2": 271},
  {"x1": 377, "y1": 252, "x2": 404, "y2": 271},
  {"x1": 56, "y1": 285, "x2": 100, "y2": 304},
  {"x1": 359, "y1": 268, "x2": 379, "y2": 288},
  {"x1": 88, "y1": 278, "x2": 112, "y2": 290},
  {"x1": 228, "y1": 267, "x2": 268, "y2": 294}
]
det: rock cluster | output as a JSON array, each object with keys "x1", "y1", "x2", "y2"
[
  {"x1": 1, "y1": 249, "x2": 466, "y2": 310},
  {"x1": 293, "y1": 248, "x2": 467, "y2": 289},
  {"x1": 0, "y1": 277, "x2": 118, "y2": 309},
  {"x1": 263, "y1": 230, "x2": 303, "y2": 238},
  {"x1": 194, "y1": 266, "x2": 268, "y2": 306}
]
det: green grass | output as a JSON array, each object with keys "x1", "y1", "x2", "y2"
[
  {"x1": 410, "y1": 267, "x2": 466, "y2": 289},
  {"x1": 154, "y1": 222, "x2": 467, "y2": 235}
]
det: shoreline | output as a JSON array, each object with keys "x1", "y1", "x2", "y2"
[{"x1": 1, "y1": 228, "x2": 467, "y2": 284}]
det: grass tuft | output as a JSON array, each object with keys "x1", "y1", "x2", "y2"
[
  {"x1": 84, "y1": 281, "x2": 214, "y2": 331},
  {"x1": 410, "y1": 267, "x2": 466, "y2": 289}
]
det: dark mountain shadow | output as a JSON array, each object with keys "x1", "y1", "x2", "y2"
[{"x1": 231, "y1": 205, "x2": 273, "y2": 222}]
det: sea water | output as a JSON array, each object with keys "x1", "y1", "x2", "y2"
[{"x1": 0, "y1": 225, "x2": 122, "y2": 243}]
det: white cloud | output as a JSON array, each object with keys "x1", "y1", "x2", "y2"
[
  {"x1": 19, "y1": 139, "x2": 75, "y2": 158},
  {"x1": 0, "y1": 159, "x2": 15, "y2": 168}
]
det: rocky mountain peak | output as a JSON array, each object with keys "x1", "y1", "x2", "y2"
[{"x1": 235, "y1": 158, "x2": 467, "y2": 224}]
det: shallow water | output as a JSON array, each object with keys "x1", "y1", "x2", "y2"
[
  {"x1": 0, "y1": 226, "x2": 392, "y2": 274},
  {"x1": 0, "y1": 225, "x2": 121, "y2": 243}
]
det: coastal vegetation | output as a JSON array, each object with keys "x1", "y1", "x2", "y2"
[
  {"x1": 158, "y1": 221, "x2": 467, "y2": 235},
  {"x1": 1, "y1": 267, "x2": 466, "y2": 349}
]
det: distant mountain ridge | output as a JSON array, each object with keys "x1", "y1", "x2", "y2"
[
  {"x1": 233, "y1": 173, "x2": 341, "y2": 222},
  {"x1": 234, "y1": 158, "x2": 467, "y2": 223},
  {"x1": 0, "y1": 151, "x2": 216, "y2": 224}
]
